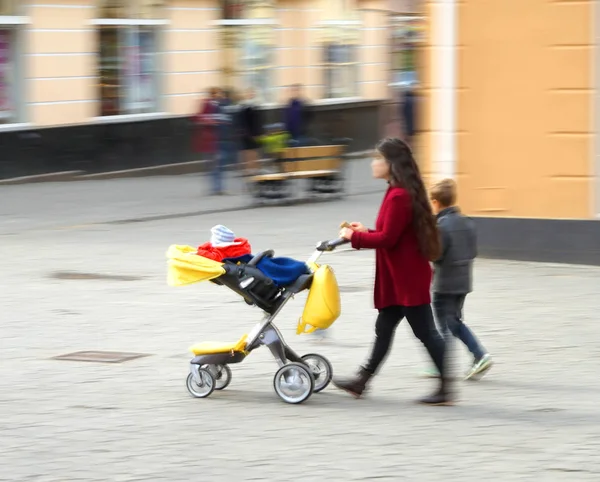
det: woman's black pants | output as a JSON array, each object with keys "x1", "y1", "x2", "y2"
[{"x1": 363, "y1": 304, "x2": 446, "y2": 376}]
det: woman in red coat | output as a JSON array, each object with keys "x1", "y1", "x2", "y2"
[{"x1": 333, "y1": 137, "x2": 451, "y2": 405}]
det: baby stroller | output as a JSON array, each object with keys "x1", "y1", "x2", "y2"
[{"x1": 167, "y1": 236, "x2": 349, "y2": 404}]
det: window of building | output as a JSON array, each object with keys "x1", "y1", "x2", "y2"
[
  {"x1": 391, "y1": 16, "x2": 424, "y2": 88},
  {"x1": 319, "y1": 1, "x2": 360, "y2": 99},
  {"x1": 95, "y1": 0, "x2": 165, "y2": 117},
  {"x1": 217, "y1": 1, "x2": 275, "y2": 103},
  {"x1": 0, "y1": 0, "x2": 25, "y2": 125},
  {"x1": 323, "y1": 42, "x2": 357, "y2": 99}
]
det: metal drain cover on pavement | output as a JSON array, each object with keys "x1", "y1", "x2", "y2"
[{"x1": 52, "y1": 351, "x2": 150, "y2": 363}]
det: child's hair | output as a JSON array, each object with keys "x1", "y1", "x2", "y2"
[{"x1": 430, "y1": 178, "x2": 457, "y2": 208}]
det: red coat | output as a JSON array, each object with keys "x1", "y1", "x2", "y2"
[
  {"x1": 193, "y1": 99, "x2": 219, "y2": 154},
  {"x1": 351, "y1": 186, "x2": 432, "y2": 309}
]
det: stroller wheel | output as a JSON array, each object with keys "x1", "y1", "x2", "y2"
[
  {"x1": 211, "y1": 364, "x2": 232, "y2": 390},
  {"x1": 301, "y1": 354, "x2": 333, "y2": 393},
  {"x1": 186, "y1": 367, "x2": 215, "y2": 399},
  {"x1": 273, "y1": 362, "x2": 315, "y2": 404}
]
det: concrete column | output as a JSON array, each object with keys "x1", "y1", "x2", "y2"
[
  {"x1": 594, "y1": 0, "x2": 600, "y2": 217},
  {"x1": 428, "y1": 0, "x2": 456, "y2": 180}
]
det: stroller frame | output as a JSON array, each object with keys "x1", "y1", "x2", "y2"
[
  {"x1": 187, "y1": 238, "x2": 348, "y2": 404},
  {"x1": 190, "y1": 289, "x2": 306, "y2": 370}
]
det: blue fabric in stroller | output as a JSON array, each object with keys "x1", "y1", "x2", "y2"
[{"x1": 224, "y1": 255, "x2": 310, "y2": 287}]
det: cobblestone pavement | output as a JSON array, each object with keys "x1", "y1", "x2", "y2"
[{"x1": 2, "y1": 189, "x2": 600, "y2": 481}]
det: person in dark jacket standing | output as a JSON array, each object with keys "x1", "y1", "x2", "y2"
[
  {"x1": 218, "y1": 88, "x2": 242, "y2": 172},
  {"x1": 427, "y1": 178, "x2": 493, "y2": 380},
  {"x1": 284, "y1": 84, "x2": 311, "y2": 145},
  {"x1": 239, "y1": 88, "x2": 263, "y2": 175},
  {"x1": 333, "y1": 137, "x2": 451, "y2": 405},
  {"x1": 401, "y1": 87, "x2": 417, "y2": 146}
]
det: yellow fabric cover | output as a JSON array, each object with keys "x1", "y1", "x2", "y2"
[
  {"x1": 190, "y1": 334, "x2": 248, "y2": 355},
  {"x1": 166, "y1": 244, "x2": 226, "y2": 287},
  {"x1": 297, "y1": 264, "x2": 341, "y2": 334}
]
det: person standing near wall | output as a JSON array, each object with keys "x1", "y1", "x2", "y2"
[
  {"x1": 284, "y1": 83, "x2": 312, "y2": 146},
  {"x1": 239, "y1": 88, "x2": 263, "y2": 176},
  {"x1": 401, "y1": 85, "x2": 417, "y2": 147},
  {"x1": 219, "y1": 88, "x2": 242, "y2": 178},
  {"x1": 194, "y1": 87, "x2": 225, "y2": 196}
]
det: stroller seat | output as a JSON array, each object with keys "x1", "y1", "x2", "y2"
[
  {"x1": 190, "y1": 334, "x2": 248, "y2": 356},
  {"x1": 286, "y1": 273, "x2": 313, "y2": 294}
]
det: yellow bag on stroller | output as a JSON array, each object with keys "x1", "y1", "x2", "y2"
[{"x1": 297, "y1": 264, "x2": 341, "y2": 334}]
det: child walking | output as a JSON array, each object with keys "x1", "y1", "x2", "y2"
[{"x1": 428, "y1": 179, "x2": 493, "y2": 380}]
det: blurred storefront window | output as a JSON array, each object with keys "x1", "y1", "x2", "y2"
[
  {"x1": 96, "y1": 1, "x2": 164, "y2": 117},
  {"x1": 218, "y1": 1, "x2": 275, "y2": 103},
  {"x1": 319, "y1": 1, "x2": 360, "y2": 99},
  {"x1": 390, "y1": 16, "x2": 424, "y2": 88},
  {"x1": 0, "y1": 0, "x2": 24, "y2": 125}
]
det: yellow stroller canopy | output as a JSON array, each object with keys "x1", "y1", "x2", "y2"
[{"x1": 167, "y1": 245, "x2": 226, "y2": 287}]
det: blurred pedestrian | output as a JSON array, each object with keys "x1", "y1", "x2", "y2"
[
  {"x1": 333, "y1": 137, "x2": 452, "y2": 405},
  {"x1": 219, "y1": 87, "x2": 242, "y2": 178},
  {"x1": 239, "y1": 87, "x2": 263, "y2": 176},
  {"x1": 401, "y1": 86, "x2": 417, "y2": 146},
  {"x1": 425, "y1": 178, "x2": 493, "y2": 380},
  {"x1": 284, "y1": 83, "x2": 312, "y2": 146},
  {"x1": 194, "y1": 86, "x2": 226, "y2": 196}
]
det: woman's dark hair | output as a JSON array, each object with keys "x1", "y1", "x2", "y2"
[{"x1": 376, "y1": 137, "x2": 441, "y2": 261}]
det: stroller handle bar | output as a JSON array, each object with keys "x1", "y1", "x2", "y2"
[
  {"x1": 307, "y1": 237, "x2": 350, "y2": 265},
  {"x1": 316, "y1": 237, "x2": 350, "y2": 252}
]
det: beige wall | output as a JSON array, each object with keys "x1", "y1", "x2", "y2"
[
  {"x1": 416, "y1": 0, "x2": 434, "y2": 184},
  {"x1": 274, "y1": 0, "x2": 315, "y2": 100},
  {"x1": 360, "y1": 4, "x2": 389, "y2": 100},
  {"x1": 456, "y1": 0, "x2": 594, "y2": 219},
  {"x1": 275, "y1": 0, "x2": 389, "y2": 101},
  {"x1": 166, "y1": 0, "x2": 391, "y2": 105},
  {"x1": 165, "y1": 0, "x2": 218, "y2": 115},
  {"x1": 27, "y1": 1, "x2": 96, "y2": 126}
]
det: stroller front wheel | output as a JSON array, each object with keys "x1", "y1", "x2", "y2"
[
  {"x1": 208, "y1": 364, "x2": 232, "y2": 390},
  {"x1": 301, "y1": 354, "x2": 333, "y2": 393},
  {"x1": 186, "y1": 368, "x2": 215, "y2": 399},
  {"x1": 273, "y1": 362, "x2": 315, "y2": 404}
]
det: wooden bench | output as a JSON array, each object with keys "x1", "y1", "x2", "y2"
[{"x1": 250, "y1": 145, "x2": 347, "y2": 201}]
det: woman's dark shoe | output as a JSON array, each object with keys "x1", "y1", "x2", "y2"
[
  {"x1": 332, "y1": 368, "x2": 372, "y2": 399},
  {"x1": 419, "y1": 380, "x2": 454, "y2": 406}
]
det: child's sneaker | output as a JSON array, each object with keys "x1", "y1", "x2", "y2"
[
  {"x1": 465, "y1": 353, "x2": 493, "y2": 380},
  {"x1": 421, "y1": 367, "x2": 441, "y2": 378}
]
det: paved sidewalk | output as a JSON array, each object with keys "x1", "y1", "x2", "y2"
[
  {"x1": 0, "y1": 158, "x2": 378, "y2": 235},
  {"x1": 2, "y1": 195, "x2": 600, "y2": 481}
]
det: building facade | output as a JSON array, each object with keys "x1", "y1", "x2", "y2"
[
  {"x1": 2, "y1": 0, "x2": 600, "y2": 262},
  {"x1": 419, "y1": 0, "x2": 600, "y2": 263},
  {"x1": 0, "y1": 0, "x2": 394, "y2": 124},
  {"x1": 0, "y1": 0, "x2": 405, "y2": 180}
]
